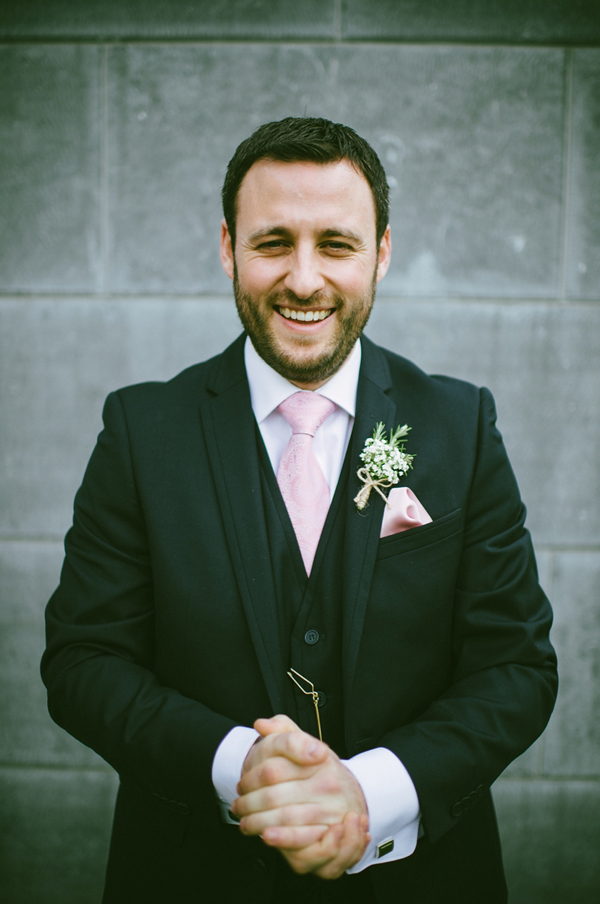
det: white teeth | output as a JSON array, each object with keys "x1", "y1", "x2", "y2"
[{"x1": 278, "y1": 307, "x2": 333, "y2": 322}]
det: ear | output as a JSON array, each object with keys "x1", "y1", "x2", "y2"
[
  {"x1": 375, "y1": 225, "x2": 391, "y2": 284},
  {"x1": 220, "y1": 218, "x2": 235, "y2": 281}
]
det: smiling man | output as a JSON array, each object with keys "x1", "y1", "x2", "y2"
[
  {"x1": 42, "y1": 118, "x2": 557, "y2": 904},
  {"x1": 222, "y1": 155, "x2": 389, "y2": 390}
]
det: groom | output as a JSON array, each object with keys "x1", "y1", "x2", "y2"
[{"x1": 42, "y1": 117, "x2": 557, "y2": 903}]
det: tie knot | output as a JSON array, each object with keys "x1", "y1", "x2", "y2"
[{"x1": 277, "y1": 391, "x2": 336, "y2": 437}]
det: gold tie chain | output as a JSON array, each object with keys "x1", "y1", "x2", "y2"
[{"x1": 287, "y1": 668, "x2": 323, "y2": 742}]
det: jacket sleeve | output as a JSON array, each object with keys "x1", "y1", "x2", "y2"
[
  {"x1": 41, "y1": 391, "x2": 238, "y2": 811},
  {"x1": 380, "y1": 387, "x2": 558, "y2": 844}
]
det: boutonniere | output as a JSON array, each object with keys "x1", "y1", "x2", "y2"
[{"x1": 354, "y1": 422, "x2": 415, "y2": 511}]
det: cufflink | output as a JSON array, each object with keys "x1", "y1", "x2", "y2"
[
  {"x1": 216, "y1": 797, "x2": 241, "y2": 824},
  {"x1": 377, "y1": 840, "x2": 394, "y2": 858}
]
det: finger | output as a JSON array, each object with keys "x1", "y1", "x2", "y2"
[
  {"x1": 254, "y1": 715, "x2": 299, "y2": 736},
  {"x1": 238, "y1": 755, "x2": 321, "y2": 795},
  {"x1": 235, "y1": 765, "x2": 344, "y2": 821},
  {"x1": 282, "y1": 812, "x2": 369, "y2": 878},
  {"x1": 261, "y1": 824, "x2": 328, "y2": 849},
  {"x1": 243, "y1": 730, "x2": 328, "y2": 774},
  {"x1": 315, "y1": 813, "x2": 371, "y2": 879},
  {"x1": 240, "y1": 728, "x2": 325, "y2": 783},
  {"x1": 283, "y1": 822, "x2": 346, "y2": 875},
  {"x1": 239, "y1": 801, "x2": 338, "y2": 836}
]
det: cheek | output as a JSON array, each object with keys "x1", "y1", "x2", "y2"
[
  {"x1": 325, "y1": 260, "x2": 376, "y2": 296},
  {"x1": 239, "y1": 259, "x2": 285, "y2": 294}
]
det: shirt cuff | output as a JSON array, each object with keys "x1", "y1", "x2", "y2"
[
  {"x1": 342, "y1": 747, "x2": 421, "y2": 873},
  {"x1": 211, "y1": 725, "x2": 259, "y2": 824}
]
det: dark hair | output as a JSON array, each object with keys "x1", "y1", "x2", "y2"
[{"x1": 222, "y1": 117, "x2": 389, "y2": 247}]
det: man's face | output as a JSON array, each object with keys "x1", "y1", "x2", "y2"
[{"x1": 220, "y1": 159, "x2": 391, "y2": 389}]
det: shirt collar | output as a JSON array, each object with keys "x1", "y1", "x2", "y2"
[{"x1": 244, "y1": 336, "x2": 361, "y2": 424}]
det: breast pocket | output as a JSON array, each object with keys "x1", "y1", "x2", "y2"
[
  {"x1": 363, "y1": 507, "x2": 465, "y2": 683},
  {"x1": 376, "y1": 507, "x2": 463, "y2": 560}
]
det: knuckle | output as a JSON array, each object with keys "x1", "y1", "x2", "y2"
[
  {"x1": 321, "y1": 773, "x2": 341, "y2": 794},
  {"x1": 261, "y1": 762, "x2": 280, "y2": 784}
]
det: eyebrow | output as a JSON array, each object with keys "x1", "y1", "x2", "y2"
[{"x1": 248, "y1": 226, "x2": 365, "y2": 244}]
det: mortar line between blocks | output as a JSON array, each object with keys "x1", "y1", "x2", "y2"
[
  {"x1": 558, "y1": 48, "x2": 575, "y2": 301},
  {"x1": 333, "y1": 0, "x2": 342, "y2": 42},
  {"x1": 99, "y1": 44, "x2": 110, "y2": 294}
]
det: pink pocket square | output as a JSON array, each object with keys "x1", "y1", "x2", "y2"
[{"x1": 380, "y1": 487, "x2": 432, "y2": 538}]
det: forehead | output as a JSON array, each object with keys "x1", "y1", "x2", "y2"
[{"x1": 236, "y1": 158, "x2": 376, "y2": 234}]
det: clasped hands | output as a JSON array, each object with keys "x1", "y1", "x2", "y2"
[{"x1": 230, "y1": 715, "x2": 370, "y2": 879}]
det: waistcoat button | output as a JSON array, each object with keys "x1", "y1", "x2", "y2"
[{"x1": 304, "y1": 629, "x2": 320, "y2": 645}]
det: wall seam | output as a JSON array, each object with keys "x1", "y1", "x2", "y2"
[
  {"x1": 558, "y1": 48, "x2": 575, "y2": 301},
  {"x1": 99, "y1": 45, "x2": 110, "y2": 295},
  {"x1": 2, "y1": 294, "x2": 600, "y2": 305},
  {"x1": 333, "y1": 0, "x2": 342, "y2": 42},
  {"x1": 1, "y1": 38, "x2": 599, "y2": 48}
]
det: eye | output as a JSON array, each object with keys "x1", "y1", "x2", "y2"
[
  {"x1": 322, "y1": 241, "x2": 353, "y2": 253},
  {"x1": 257, "y1": 240, "x2": 287, "y2": 252}
]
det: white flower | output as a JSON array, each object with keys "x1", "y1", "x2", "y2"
[{"x1": 354, "y1": 422, "x2": 415, "y2": 511}]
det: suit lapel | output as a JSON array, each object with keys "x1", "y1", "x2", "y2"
[
  {"x1": 199, "y1": 336, "x2": 286, "y2": 714},
  {"x1": 343, "y1": 337, "x2": 397, "y2": 708}
]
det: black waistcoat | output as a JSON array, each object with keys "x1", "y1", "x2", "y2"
[{"x1": 256, "y1": 429, "x2": 352, "y2": 759}]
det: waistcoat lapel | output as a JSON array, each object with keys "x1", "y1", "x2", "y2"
[
  {"x1": 342, "y1": 337, "x2": 397, "y2": 712},
  {"x1": 198, "y1": 335, "x2": 285, "y2": 714}
]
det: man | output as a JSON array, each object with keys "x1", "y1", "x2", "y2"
[{"x1": 42, "y1": 117, "x2": 557, "y2": 903}]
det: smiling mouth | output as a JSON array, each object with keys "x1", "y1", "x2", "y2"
[{"x1": 276, "y1": 307, "x2": 334, "y2": 322}]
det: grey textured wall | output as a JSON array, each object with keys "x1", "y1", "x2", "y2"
[{"x1": 1, "y1": 2, "x2": 599, "y2": 901}]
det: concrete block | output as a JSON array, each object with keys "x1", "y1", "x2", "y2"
[
  {"x1": 0, "y1": 767, "x2": 118, "y2": 904},
  {"x1": 342, "y1": 0, "x2": 600, "y2": 44},
  {"x1": 567, "y1": 50, "x2": 600, "y2": 299},
  {"x1": 106, "y1": 44, "x2": 333, "y2": 294},
  {"x1": 0, "y1": 541, "x2": 109, "y2": 767},
  {"x1": 0, "y1": 46, "x2": 102, "y2": 292},
  {"x1": 542, "y1": 552, "x2": 600, "y2": 776},
  {"x1": 493, "y1": 780, "x2": 600, "y2": 904},
  {"x1": 0, "y1": 299, "x2": 242, "y2": 537},
  {"x1": 0, "y1": 0, "x2": 336, "y2": 40},
  {"x1": 106, "y1": 44, "x2": 565, "y2": 298},
  {"x1": 367, "y1": 300, "x2": 600, "y2": 547}
]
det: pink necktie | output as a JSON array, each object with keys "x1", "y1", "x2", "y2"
[{"x1": 277, "y1": 392, "x2": 337, "y2": 575}]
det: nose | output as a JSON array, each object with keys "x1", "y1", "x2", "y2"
[{"x1": 283, "y1": 245, "x2": 326, "y2": 300}]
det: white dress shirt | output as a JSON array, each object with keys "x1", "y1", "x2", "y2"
[{"x1": 212, "y1": 337, "x2": 421, "y2": 872}]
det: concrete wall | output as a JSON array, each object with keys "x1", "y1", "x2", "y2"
[{"x1": 1, "y1": 2, "x2": 599, "y2": 901}]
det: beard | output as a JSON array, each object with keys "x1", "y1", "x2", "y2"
[{"x1": 233, "y1": 265, "x2": 377, "y2": 386}]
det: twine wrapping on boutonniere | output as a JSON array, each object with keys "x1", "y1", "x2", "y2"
[{"x1": 354, "y1": 422, "x2": 415, "y2": 511}]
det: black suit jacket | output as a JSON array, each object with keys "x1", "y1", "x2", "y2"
[{"x1": 42, "y1": 334, "x2": 557, "y2": 903}]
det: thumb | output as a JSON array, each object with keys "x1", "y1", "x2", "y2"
[{"x1": 254, "y1": 714, "x2": 300, "y2": 736}]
